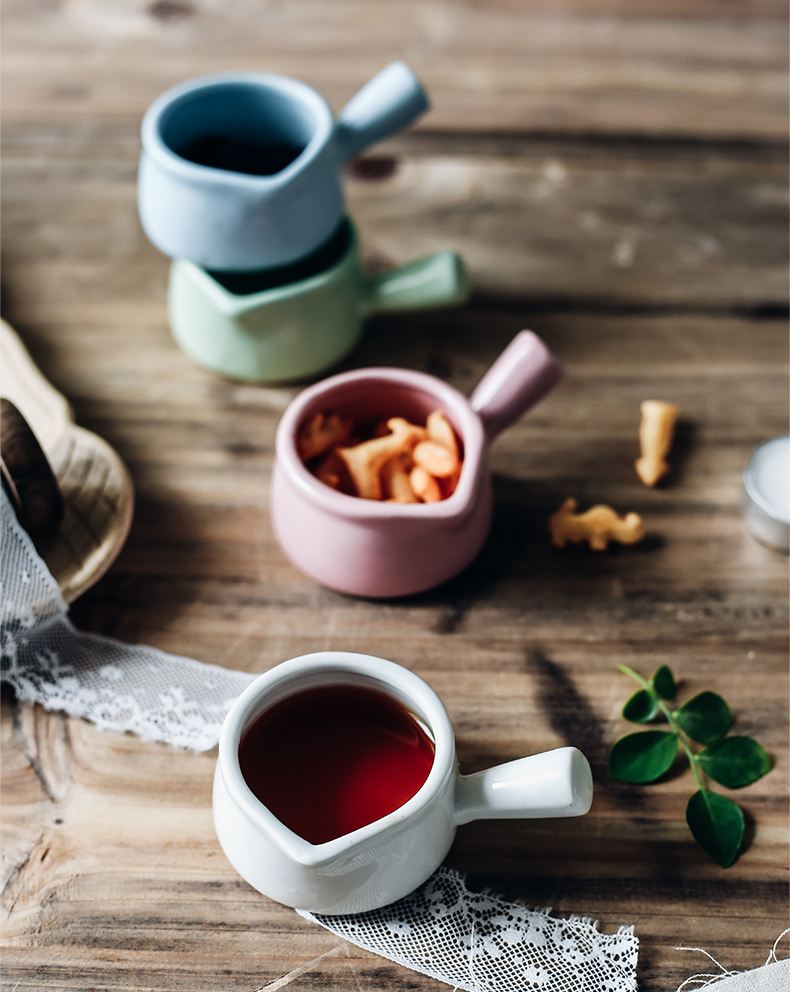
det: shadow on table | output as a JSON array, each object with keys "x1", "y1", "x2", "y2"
[{"x1": 404, "y1": 471, "x2": 668, "y2": 664}]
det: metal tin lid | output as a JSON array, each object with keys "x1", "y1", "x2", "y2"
[{"x1": 742, "y1": 436, "x2": 789, "y2": 551}]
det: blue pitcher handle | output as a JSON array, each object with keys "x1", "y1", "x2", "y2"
[{"x1": 335, "y1": 62, "x2": 429, "y2": 161}]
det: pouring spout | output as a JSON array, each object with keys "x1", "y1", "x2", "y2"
[{"x1": 452, "y1": 746, "x2": 593, "y2": 826}]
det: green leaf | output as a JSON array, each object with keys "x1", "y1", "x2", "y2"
[
  {"x1": 651, "y1": 665, "x2": 676, "y2": 700},
  {"x1": 675, "y1": 691, "x2": 732, "y2": 744},
  {"x1": 609, "y1": 731, "x2": 679, "y2": 783},
  {"x1": 697, "y1": 736, "x2": 772, "y2": 789},
  {"x1": 622, "y1": 690, "x2": 659, "y2": 723},
  {"x1": 686, "y1": 789, "x2": 744, "y2": 867}
]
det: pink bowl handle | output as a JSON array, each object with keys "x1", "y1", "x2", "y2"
[{"x1": 470, "y1": 330, "x2": 563, "y2": 441}]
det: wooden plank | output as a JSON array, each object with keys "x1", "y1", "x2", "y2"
[
  {"x1": 5, "y1": 311, "x2": 788, "y2": 992},
  {"x1": 1, "y1": 2, "x2": 787, "y2": 988},
  {"x1": 2, "y1": 1, "x2": 787, "y2": 140},
  {"x1": 2, "y1": 309, "x2": 785, "y2": 990},
  {"x1": 2, "y1": 649, "x2": 786, "y2": 991},
  {"x1": 349, "y1": 136, "x2": 789, "y2": 307},
  {"x1": 2, "y1": 126, "x2": 787, "y2": 311}
]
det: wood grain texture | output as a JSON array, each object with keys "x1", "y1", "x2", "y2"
[
  {"x1": 1, "y1": 1, "x2": 788, "y2": 140},
  {"x1": 2, "y1": 310, "x2": 787, "y2": 991},
  {"x1": 1, "y1": 0, "x2": 788, "y2": 990},
  {"x1": 2, "y1": 127, "x2": 787, "y2": 311}
]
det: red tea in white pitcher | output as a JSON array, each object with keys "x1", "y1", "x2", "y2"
[{"x1": 238, "y1": 683, "x2": 435, "y2": 845}]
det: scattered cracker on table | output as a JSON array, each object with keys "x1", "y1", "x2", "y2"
[
  {"x1": 549, "y1": 497, "x2": 645, "y2": 551},
  {"x1": 635, "y1": 399, "x2": 679, "y2": 487}
]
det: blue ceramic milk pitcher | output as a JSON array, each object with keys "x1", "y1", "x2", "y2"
[{"x1": 138, "y1": 62, "x2": 428, "y2": 271}]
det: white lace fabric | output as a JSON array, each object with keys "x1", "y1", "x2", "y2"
[
  {"x1": 0, "y1": 486, "x2": 254, "y2": 751},
  {"x1": 1, "y1": 486, "x2": 639, "y2": 988},
  {"x1": 302, "y1": 867, "x2": 638, "y2": 991}
]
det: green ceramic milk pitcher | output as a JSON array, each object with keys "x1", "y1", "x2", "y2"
[{"x1": 167, "y1": 220, "x2": 468, "y2": 383}]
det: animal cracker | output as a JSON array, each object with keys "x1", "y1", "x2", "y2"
[
  {"x1": 549, "y1": 497, "x2": 645, "y2": 551},
  {"x1": 635, "y1": 400, "x2": 679, "y2": 487}
]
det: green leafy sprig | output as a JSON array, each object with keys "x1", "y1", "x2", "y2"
[{"x1": 608, "y1": 665, "x2": 771, "y2": 867}]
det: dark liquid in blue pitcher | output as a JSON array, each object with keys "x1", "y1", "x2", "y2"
[{"x1": 178, "y1": 134, "x2": 302, "y2": 176}]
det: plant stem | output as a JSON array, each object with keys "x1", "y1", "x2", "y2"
[
  {"x1": 616, "y1": 664, "x2": 651, "y2": 691},
  {"x1": 617, "y1": 664, "x2": 706, "y2": 792}
]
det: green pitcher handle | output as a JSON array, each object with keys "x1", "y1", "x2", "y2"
[{"x1": 361, "y1": 251, "x2": 469, "y2": 315}]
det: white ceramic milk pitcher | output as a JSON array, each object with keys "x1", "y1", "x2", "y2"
[{"x1": 213, "y1": 652, "x2": 593, "y2": 914}]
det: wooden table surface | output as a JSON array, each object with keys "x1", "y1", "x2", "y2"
[{"x1": 2, "y1": 2, "x2": 788, "y2": 989}]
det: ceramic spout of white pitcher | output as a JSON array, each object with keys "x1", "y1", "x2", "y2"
[{"x1": 213, "y1": 652, "x2": 593, "y2": 915}]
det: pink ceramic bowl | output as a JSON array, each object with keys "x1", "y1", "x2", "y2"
[{"x1": 271, "y1": 330, "x2": 562, "y2": 597}]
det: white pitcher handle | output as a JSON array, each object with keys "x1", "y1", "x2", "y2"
[{"x1": 452, "y1": 746, "x2": 593, "y2": 826}]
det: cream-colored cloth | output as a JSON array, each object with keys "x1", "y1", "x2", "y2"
[
  {"x1": 677, "y1": 932, "x2": 789, "y2": 992},
  {"x1": 708, "y1": 960, "x2": 789, "y2": 992}
]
